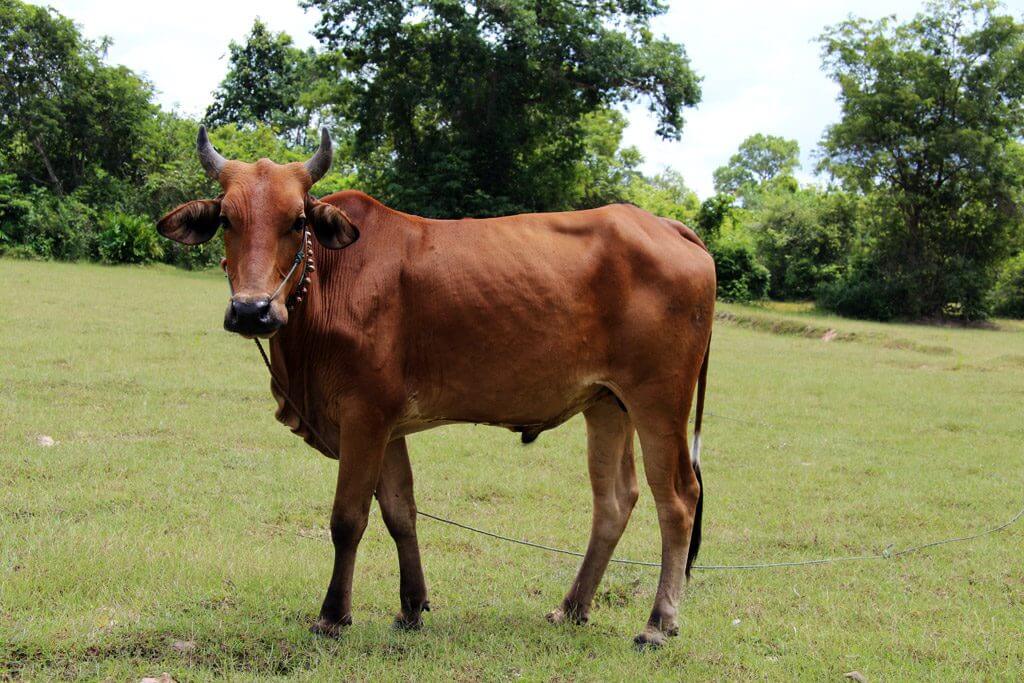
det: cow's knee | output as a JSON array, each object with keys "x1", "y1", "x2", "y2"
[
  {"x1": 623, "y1": 481, "x2": 640, "y2": 511},
  {"x1": 330, "y1": 510, "x2": 369, "y2": 547}
]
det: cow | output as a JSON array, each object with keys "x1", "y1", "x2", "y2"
[{"x1": 157, "y1": 127, "x2": 716, "y2": 647}]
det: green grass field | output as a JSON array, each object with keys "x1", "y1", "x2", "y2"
[{"x1": 2, "y1": 259, "x2": 1023, "y2": 681}]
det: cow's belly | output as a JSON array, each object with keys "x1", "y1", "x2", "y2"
[{"x1": 392, "y1": 377, "x2": 611, "y2": 439}]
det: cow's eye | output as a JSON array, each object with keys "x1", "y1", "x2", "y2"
[
  {"x1": 220, "y1": 215, "x2": 231, "y2": 230},
  {"x1": 292, "y1": 215, "x2": 306, "y2": 233}
]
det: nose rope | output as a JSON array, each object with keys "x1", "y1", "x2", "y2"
[
  {"x1": 268, "y1": 237, "x2": 307, "y2": 303},
  {"x1": 223, "y1": 227, "x2": 314, "y2": 311}
]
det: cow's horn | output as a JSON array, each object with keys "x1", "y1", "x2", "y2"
[
  {"x1": 305, "y1": 127, "x2": 333, "y2": 184},
  {"x1": 197, "y1": 125, "x2": 227, "y2": 179}
]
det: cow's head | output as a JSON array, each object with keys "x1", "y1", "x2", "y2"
[{"x1": 157, "y1": 127, "x2": 359, "y2": 337}]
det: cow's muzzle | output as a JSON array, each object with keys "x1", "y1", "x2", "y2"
[{"x1": 224, "y1": 296, "x2": 283, "y2": 337}]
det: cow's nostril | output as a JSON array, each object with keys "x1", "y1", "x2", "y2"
[{"x1": 228, "y1": 298, "x2": 274, "y2": 329}]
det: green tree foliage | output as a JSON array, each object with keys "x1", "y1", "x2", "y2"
[
  {"x1": 713, "y1": 133, "x2": 800, "y2": 197},
  {"x1": 571, "y1": 109, "x2": 644, "y2": 209},
  {"x1": 747, "y1": 188, "x2": 856, "y2": 299},
  {"x1": 0, "y1": 1, "x2": 345, "y2": 267},
  {"x1": 690, "y1": 193, "x2": 771, "y2": 302},
  {"x1": 695, "y1": 193, "x2": 736, "y2": 242},
  {"x1": 96, "y1": 211, "x2": 164, "y2": 264},
  {"x1": 625, "y1": 169, "x2": 700, "y2": 224},
  {"x1": 303, "y1": 0, "x2": 701, "y2": 217},
  {"x1": 0, "y1": 173, "x2": 31, "y2": 246},
  {"x1": 711, "y1": 233, "x2": 770, "y2": 303},
  {"x1": 0, "y1": 1, "x2": 155, "y2": 197},
  {"x1": 205, "y1": 19, "x2": 340, "y2": 146},
  {"x1": 818, "y1": 0, "x2": 1024, "y2": 320},
  {"x1": 991, "y1": 252, "x2": 1024, "y2": 317}
]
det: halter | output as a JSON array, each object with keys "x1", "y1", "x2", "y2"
[{"x1": 223, "y1": 225, "x2": 315, "y2": 312}]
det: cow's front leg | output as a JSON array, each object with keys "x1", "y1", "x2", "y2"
[
  {"x1": 375, "y1": 437, "x2": 430, "y2": 630},
  {"x1": 310, "y1": 413, "x2": 388, "y2": 637}
]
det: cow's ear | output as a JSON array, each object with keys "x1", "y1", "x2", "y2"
[
  {"x1": 157, "y1": 199, "x2": 222, "y2": 245},
  {"x1": 308, "y1": 200, "x2": 360, "y2": 250}
]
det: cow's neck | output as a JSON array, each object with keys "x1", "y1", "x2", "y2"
[{"x1": 266, "y1": 240, "x2": 338, "y2": 454}]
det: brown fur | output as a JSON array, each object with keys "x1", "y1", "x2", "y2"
[{"x1": 159, "y1": 158, "x2": 716, "y2": 645}]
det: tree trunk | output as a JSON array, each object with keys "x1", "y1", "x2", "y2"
[{"x1": 32, "y1": 136, "x2": 64, "y2": 198}]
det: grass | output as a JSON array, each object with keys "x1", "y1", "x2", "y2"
[{"x1": 1, "y1": 258, "x2": 1022, "y2": 681}]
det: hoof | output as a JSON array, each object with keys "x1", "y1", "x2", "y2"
[
  {"x1": 393, "y1": 612, "x2": 424, "y2": 631},
  {"x1": 310, "y1": 615, "x2": 351, "y2": 638},
  {"x1": 633, "y1": 625, "x2": 674, "y2": 649},
  {"x1": 394, "y1": 599, "x2": 429, "y2": 631},
  {"x1": 546, "y1": 604, "x2": 588, "y2": 626}
]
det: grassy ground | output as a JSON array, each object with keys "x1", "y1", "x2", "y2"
[{"x1": 1, "y1": 258, "x2": 1022, "y2": 681}]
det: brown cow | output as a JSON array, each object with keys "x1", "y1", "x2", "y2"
[{"x1": 157, "y1": 127, "x2": 715, "y2": 647}]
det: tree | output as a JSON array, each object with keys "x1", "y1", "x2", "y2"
[
  {"x1": 713, "y1": 133, "x2": 800, "y2": 197},
  {"x1": 570, "y1": 109, "x2": 643, "y2": 209},
  {"x1": 205, "y1": 20, "x2": 333, "y2": 145},
  {"x1": 625, "y1": 169, "x2": 700, "y2": 224},
  {"x1": 818, "y1": 0, "x2": 1024, "y2": 319},
  {"x1": 303, "y1": 0, "x2": 701, "y2": 217},
  {"x1": 747, "y1": 188, "x2": 855, "y2": 299},
  {"x1": 0, "y1": 1, "x2": 155, "y2": 197},
  {"x1": 695, "y1": 193, "x2": 736, "y2": 241}
]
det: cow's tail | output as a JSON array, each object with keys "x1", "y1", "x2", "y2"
[{"x1": 685, "y1": 334, "x2": 711, "y2": 579}]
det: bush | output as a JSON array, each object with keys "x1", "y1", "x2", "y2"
[
  {"x1": 162, "y1": 240, "x2": 223, "y2": 270},
  {"x1": 747, "y1": 189, "x2": 852, "y2": 299},
  {"x1": 16, "y1": 190, "x2": 99, "y2": 261},
  {"x1": 96, "y1": 211, "x2": 164, "y2": 264},
  {"x1": 0, "y1": 243, "x2": 42, "y2": 260},
  {"x1": 992, "y1": 253, "x2": 1024, "y2": 318},
  {"x1": 0, "y1": 174, "x2": 32, "y2": 245},
  {"x1": 710, "y1": 234, "x2": 770, "y2": 303},
  {"x1": 816, "y1": 193, "x2": 1000, "y2": 322},
  {"x1": 816, "y1": 256, "x2": 898, "y2": 321}
]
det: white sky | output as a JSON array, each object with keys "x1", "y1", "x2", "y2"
[{"x1": 48, "y1": 0, "x2": 1024, "y2": 198}]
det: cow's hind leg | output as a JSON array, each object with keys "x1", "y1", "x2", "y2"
[
  {"x1": 548, "y1": 395, "x2": 638, "y2": 626},
  {"x1": 375, "y1": 437, "x2": 430, "y2": 630},
  {"x1": 630, "y1": 398, "x2": 701, "y2": 649}
]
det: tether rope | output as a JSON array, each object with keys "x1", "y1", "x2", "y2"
[{"x1": 253, "y1": 338, "x2": 1023, "y2": 571}]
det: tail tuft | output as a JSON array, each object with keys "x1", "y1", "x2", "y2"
[
  {"x1": 685, "y1": 461, "x2": 703, "y2": 578},
  {"x1": 685, "y1": 334, "x2": 710, "y2": 579}
]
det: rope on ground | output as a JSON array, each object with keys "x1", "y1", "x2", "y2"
[
  {"x1": 253, "y1": 338, "x2": 1024, "y2": 572},
  {"x1": 417, "y1": 503, "x2": 1024, "y2": 571}
]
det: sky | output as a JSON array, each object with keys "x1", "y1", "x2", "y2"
[{"x1": 48, "y1": 0, "x2": 1024, "y2": 198}]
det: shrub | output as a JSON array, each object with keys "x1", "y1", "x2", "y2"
[
  {"x1": 992, "y1": 253, "x2": 1024, "y2": 318},
  {"x1": 163, "y1": 240, "x2": 223, "y2": 270},
  {"x1": 16, "y1": 190, "x2": 99, "y2": 260},
  {"x1": 96, "y1": 211, "x2": 164, "y2": 264},
  {"x1": 816, "y1": 256, "x2": 898, "y2": 321},
  {"x1": 0, "y1": 174, "x2": 32, "y2": 245},
  {"x1": 816, "y1": 193, "x2": 999, "y2": 322},
  {"x1": 710, "y1": 234, "x2": 770, "y2": 303},
  {"x1": 747, "y1": 189, "x2": 852, "y2": 299}
]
